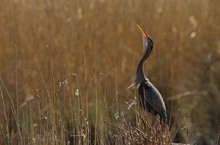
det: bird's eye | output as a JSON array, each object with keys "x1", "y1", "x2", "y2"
[{"x1": 143, "y1": 35, "x2": 148, "y2": 39}]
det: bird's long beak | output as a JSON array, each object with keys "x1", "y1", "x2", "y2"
[{"x1": 137, "y1": 25, "x2": 148, "y2": 39}]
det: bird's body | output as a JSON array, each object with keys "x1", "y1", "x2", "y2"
[
  {"x1": 138, "y1": 80, "x2": 167, "y2": 122},
  {"x1": 130, "y1": 25, "x2": 167, "y2": 123}
]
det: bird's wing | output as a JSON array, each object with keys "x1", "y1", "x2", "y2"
[{"x1": 142, "y1": 81, "x2": 167, "y2": 115}]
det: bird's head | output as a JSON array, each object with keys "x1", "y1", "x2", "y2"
[{"x1": 137, "y1": 25, "x2": 153, "y2": 59}]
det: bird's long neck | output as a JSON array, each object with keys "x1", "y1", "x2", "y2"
[
  {"x1": 134, "y1": 53, "x2": 148, "y2": 84},
  {"x1": 129, "y1": 36, "x2": 153, "y2": 89}
]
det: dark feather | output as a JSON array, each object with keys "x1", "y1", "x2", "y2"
[{"x1": 138, "y1": 80, "x2": 167, "y2": 123}]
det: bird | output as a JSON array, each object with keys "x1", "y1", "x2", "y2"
[{"x1": 129, "y1": 25, "x2": 167, "y2": 123}]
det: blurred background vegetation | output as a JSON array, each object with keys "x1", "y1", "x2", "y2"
[{"x1": 0, "y1": 0, "x2": 220, "y2": 144}]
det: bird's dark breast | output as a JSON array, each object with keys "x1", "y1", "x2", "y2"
[
  {"x1": 138, "y1": 81, "x2": 167, "y2": 122},
  {"x1": 138, "y1": 86, "x2": 153, "y2": 112}
]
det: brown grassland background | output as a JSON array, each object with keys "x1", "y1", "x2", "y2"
[{"x1": 0, "y1": 0, "x2": 220, "y2": 144}]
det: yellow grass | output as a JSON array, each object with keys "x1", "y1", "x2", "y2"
[{"x1": 0, "y1": 0, "x2": 220, "y2": 144}]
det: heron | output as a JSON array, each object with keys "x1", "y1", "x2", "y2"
[{"x1": 129, "y1": 25, "x2": 167, "y2": 124}]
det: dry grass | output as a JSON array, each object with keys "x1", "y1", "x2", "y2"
[{"x1": 0, "y1": 0, "x2": 220, "y2": 144}]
